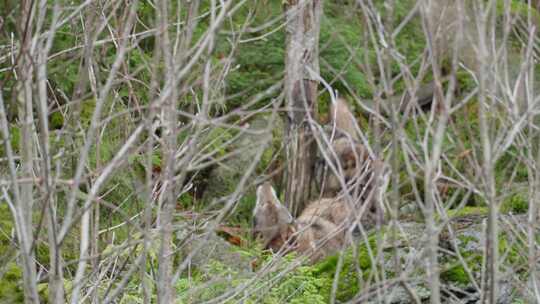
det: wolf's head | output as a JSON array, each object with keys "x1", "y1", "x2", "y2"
[{"x1": 252, "y1": 182, "x2": 294, "y2": 251}]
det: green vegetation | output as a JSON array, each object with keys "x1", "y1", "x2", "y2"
[
  {"x1": 447, "y1": 206, "x2": 489, "y2": 218},
  {"x1": 2, "y1": 0, "x2": 540, "y2": 302},
  {"x1": 496, "y1": 0, "x2": 540, "y2": 24},
  {"x1": 169, "y1": 235, "x2": 379, "y2": 303},
  {"x1": 441, "y1": 261, "x2": 474, "y2": 286},
  {"x1": 0, "y1": 124, "x2": 20, "y2": 156},
  {"x1": 0, "y1": 263, "x2": 24, "y2": 303},
  {"x1": 501, "y1": 192, "x2": 529, "y2": 214}
]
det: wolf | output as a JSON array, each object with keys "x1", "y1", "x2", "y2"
[
  {"x1": 316, "y1": 98, "x2": 383, "y2": 226},
  {"x1": 317, "y1": 98, "x2": 373, "y2": 195},
  {"x1": 252, "y1": 182, "x2": 352, "y2": 263}
]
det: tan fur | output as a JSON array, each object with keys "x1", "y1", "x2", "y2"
[
  {"x1": 323, "y1": 137, "x2": 371, "y2": 196},
  {"x1": 330, "y1": 98, "x2": 359, "y2": 140},
  {"x1": 300, "y1": 197, "x2": 351, "y2": 225},
  {"x1": 320, "y1": 98, "x2": 375, "y2": 196},
  {"x1": 253, "y1": 183, "x2": 350, "y2": 263},
  {"x1": 295, "y1": 216, "x2": 345, "y2": 263},
  {"x1": 319, "y1": 98, "x2": 382, "y2": 228}
]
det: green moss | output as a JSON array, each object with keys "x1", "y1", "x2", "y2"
[
  {"x1": 203, "y1": 127, "x2": 237, "y2": 158},
  {"x1": 172, "y1": 235, "x2": 384, "y2": 304},
  {"x1": 178, "y1": 193, "x2": 195, "y2": 209},
  {"x1": 499, "y1": 235, "x2": 527, "y2": 266},
  {"x1": 266, "y1": 263, "x2": 331, "y2": 304},
  {"x1": 311, "y1": 233, "x2": 380, "y2": 302},
  {"x1": 496, "y1": 0, "x2": 540, "y2": 24},
  {"x1": 0, "y1": 204, "x2": 13, "y2": 250},
  {"x1": 495, "y1": 148, "x2": 528, "y2": 184},
  {"x1": 447, "y1": 206, "x2": 488, "y2": 218},
  {"x1": 0, "y1": 124, "x2": 20, "y2": 157},
  {"x1": 36, "y1": 243, "x2": 51, "y2": 268},
  {"x1": 501, "y1": 192, "x2": 528, "y2": 214},
  {"x1": 80, "y1": 99, "x2": 97, "y2": 126},
  {"x1": 118, "y1": 294, "x2": 144, "y2": 304},
  {"x1": 441, "y1": 252, "x2": 481, "y2": 286},
  {"x1": 49, "y1": 111, "x2": 64, "y2": 129},
  {"x1": 457, "y1": 234, "x2": 477, "y2": 246},
  {"x1": 10, "y1": 126, "x2": 20, "y2": 152},
  {"x1": 442, "y1": 228, "x2": 526, "y2": 286},
  {"x1": 38, "y1": 283, "x2": 49, "y2": 302},
  {"x1": 441, "y1": 263, "x2": 470, "y2": 285},
  {"x1": 0, "y1": 263, "x2": 24, "y2": 303},
  {"x1": 456, "y1": 70, "x2": 477, "y2": 93},
  {"x1": 258, "y1": 145, "x2": 275, "y2": 172}
]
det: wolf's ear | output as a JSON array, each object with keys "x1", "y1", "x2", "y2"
[
  {"x1": 254, "y1": 183, "x2": 272, "y2": 225},
  {"x1": 277, "y1": 204, "x2": 294, "y2": 224},
  {"x1": 256, "y1": 182, "x2": 293, "y2": 223},
  {"x1": 330, "y1": 98, "x2": 359, "y2": 140},
  {"x1": 256, "y1": 182, "x2": 279, "y2": 206}
]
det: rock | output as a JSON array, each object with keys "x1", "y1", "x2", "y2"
[
  {"x1": 399, "y1": 202, "x2": 419, "y2": 216},
  {"x1": 369, "y1": 214, "x2": 533, "y2": 303},
  {"x1": 202, "y1": 115, "x2": 281, "y2": 203},
  {"x1": 364, "y1": 284, "x2": 430, "y2": 304},
  {"x1": 178, "y1": 229, "x2": 253, "y2": 275}
]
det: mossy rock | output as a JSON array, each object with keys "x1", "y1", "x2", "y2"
[
  {"x1": 440, "y1": 251, "x2": 482, "y2": 287},
  {"x1": 201, "y1": 115, "x2": 280, "y2": 220},
  {"x1": 310, "y1": 233, "x2": 383, "y2": 302},
  {"x1": 175, "y1": 258, "x2": 252, "y2": 303}
]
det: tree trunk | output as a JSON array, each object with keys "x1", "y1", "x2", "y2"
[
  {"x1": 16, "y1": 1, "x2": 39, "y2": 302},
  {"x1": 283, "y1": 0, "x2": 322, "y2": 217},
  {"x1": 156, "y1": 0, "x2": 177, "y2": 303}
]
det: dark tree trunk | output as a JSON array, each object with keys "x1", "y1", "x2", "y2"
[{"x1": 283, "y1": 0, "x2": 322, "y2": 217}]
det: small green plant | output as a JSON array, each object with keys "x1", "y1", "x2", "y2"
[
  {"x1": 0, "y1": 263, "x2": 24, "y2": 303},
  {"x1": 0, "y1": 124, "x2": 20, "y2": 157},
  {"x1": 49, "y1": 111, "x2": 65, "y2": 129},
  {"x1": 440, "y1": 249, "x2": 482, "y2": 286},
  {"x1": 440, "y1": 263, "x2": 471, "y2": 286},
  {"x1": 501, "y1": 192, "x2": 528, "y2": 214}
]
